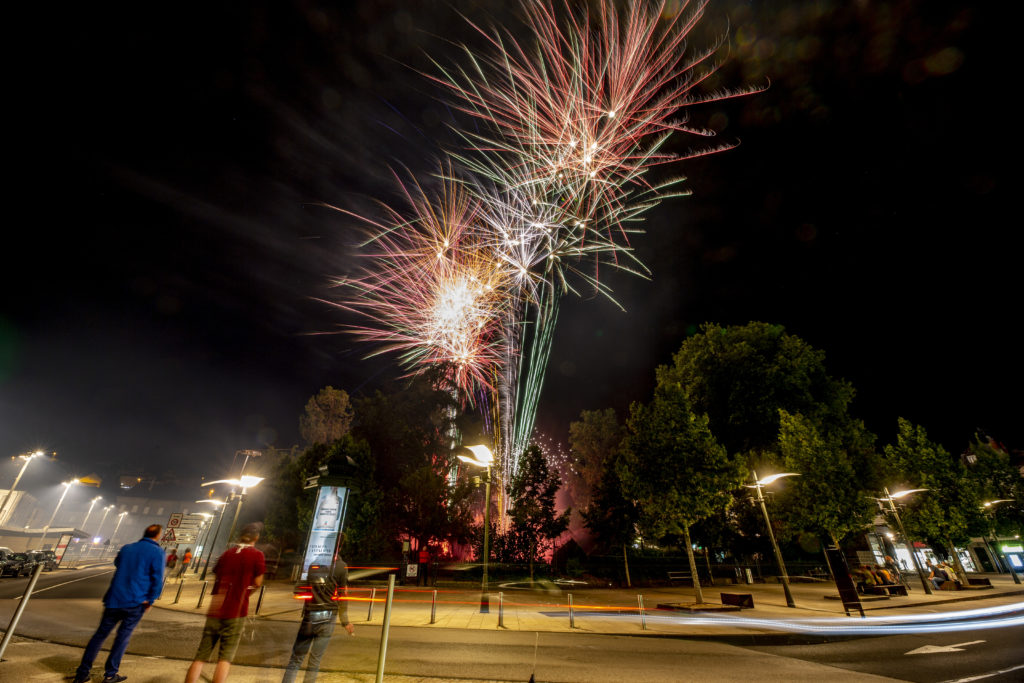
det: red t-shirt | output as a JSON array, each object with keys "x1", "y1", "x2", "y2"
[{"x1": 209, "y1": 544, "x2": 265, "y2": 619}]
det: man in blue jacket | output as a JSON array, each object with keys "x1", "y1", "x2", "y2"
[{"x1": 74, "y1": 524, "x2": 165, "y2": 683}]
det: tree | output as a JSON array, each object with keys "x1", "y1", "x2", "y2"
[
  {"x1": 505, "y1": 444, "x2": 570, "y2": 580},
  {"x1": 567, "y1": 408, "x2": 625, "y2": 513},
  {"x1": 659, "y1": 322, "x2": 860, "y2": 458},
  {"x1": 351, "y1": 374, "x2": 477, "y2": 555},
  {"x1": 581, "y1": 449, "x2": 639, "y2": 586},
  {"x1": 884, "y1": 418, "x2": 983, "y2": 583},
  {"x1": 776, "y1": 410, "x2": 878, "y2": 545},
  {"x1": 619, "y1": 382, "x2": 744, "y2": 603},
  {"x1": 300, "y1": 386, "x2": 354, "y2": 446}
]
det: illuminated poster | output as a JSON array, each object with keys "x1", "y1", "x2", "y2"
[{"x1": 301, "y1": 486, "x2": 349, "y2": 579}]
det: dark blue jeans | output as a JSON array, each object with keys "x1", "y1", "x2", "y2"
[
  {"x1": 282, "y1": 616, "x2": 336, "y2": 683},
  {"x1": 76, "y1": 604, "x2": 147, "y2": 678}
]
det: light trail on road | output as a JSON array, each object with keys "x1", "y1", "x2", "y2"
[{"x1": 621, "y1": 601, "x2": 1024, "y2": 636}]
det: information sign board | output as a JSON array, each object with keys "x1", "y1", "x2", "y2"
[{"x1": 300, "y1": 485, "x2": 349, "y2": 580}]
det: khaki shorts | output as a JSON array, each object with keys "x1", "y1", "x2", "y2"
[{"x1": 193, "y1": 616, "x2": 245, "y2": 662}]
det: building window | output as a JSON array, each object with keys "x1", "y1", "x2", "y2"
[
  {"x1": 131, "y1": 505, "x2": 139, "y2": 513},
  {"x1": 157, "y1": 507, "x2": 164, "y2": 515}
]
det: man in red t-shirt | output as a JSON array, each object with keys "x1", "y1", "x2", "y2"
[{"x1": 185, "y1": 523, "x2": 265, "y2": 683}]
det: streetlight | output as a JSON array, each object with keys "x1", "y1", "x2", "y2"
[
  {"x1": 878, "y1": 487, "x2": 932, "y2": 594},
  {"x1": 81, "y1": 496, "x2": 103, "y2": 531},
  {"x1": 95, "y1": 504, "x2": 115, "y2": 537},
  {"x1": 197, "y1": 476, "x2": 263, "y2": 580},
  {"x1": 206, "y1": 475, "x2": 264, "y2": 548},
  {"x1": 981, "y1": 500, "x2": 1021, "y2": 584},
  {"x1": 194, "y1": 499, "x2": 228, "y2": 579},
  {"x1": 109, "y1": 511, "x2": 129, "y2": 548},
  {"x1": 458, "y1": 444, "x2": 493, "y2": 613},
  {"x1": 0, "y1": 450, "x2": 45, "y2": 526},
  {"x1": 39, "y1": 479, "x2": 79, "y2": 546},
  {"x1": 746, "y1": 471, "x2": 798, "y2": 608}
]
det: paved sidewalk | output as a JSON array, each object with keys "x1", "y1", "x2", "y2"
[{"x1": 153, "y1": 570, "x2": 1024, "y2": 638}]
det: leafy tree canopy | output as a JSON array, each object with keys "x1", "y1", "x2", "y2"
[
  {"x1": 300, "y1": 386, "x2": 354, "y2": 446},
  {"x1": 619, "y1": 382, "x2": 744, "y2": 540},
  {"x1": 658, "y1": 322, "x2": 861, "y2": 458}
]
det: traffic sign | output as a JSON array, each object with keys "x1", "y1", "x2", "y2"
[
  {"x1": 167, "y1": 513, "x2": 183, "y2": 528},
  {"x1": 162, "y1": 528, "x2": 176, "y2": 542}
]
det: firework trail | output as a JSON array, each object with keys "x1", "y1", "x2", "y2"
[{"x1": 341, "y1": 0, "x2": 759, "y2": 495}]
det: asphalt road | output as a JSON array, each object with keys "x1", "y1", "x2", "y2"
[{"x1": 3, "y1": 568, "x2": 1022, "y2": 682}]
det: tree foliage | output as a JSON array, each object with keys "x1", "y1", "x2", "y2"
[
  {"x1": 504, "y1": 444, "x2": 570, "y2": 578},
  {"x1": 884, "y1": 418, "x2": 984, "y2": 579},
  {"x1": 776, "y1": 410, "x2": 878, "y2": 545},
  {"x1": 300, "y1": 386, "x2": 354, "y2": 446},
  {"x1": 567, "y1": 408, "x2": 625, "y2": 513},
  {"x1": 620, "y1": 383, "x2": 743, "y2": 538},
  {"x1": 659, "y1": 322, "x2": 859, "y2": 458}
]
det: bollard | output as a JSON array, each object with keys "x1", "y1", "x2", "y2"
[
  {"x1": 568, "y1": 593, "x2": 575, "y2": 629},
  {"x1": 254, "y1": 584, "x2": 266, "y2": 615},
  {"x1": 638, "y1": 594, "x2": 646, "y2": 630},
  {"x1": 430, "y1": 589, "x2": 437, "y2": 624},
  {"x1": 374, "y1": 573, "x2": 397, "y2": 683},
  {"x1": 160, "y1": 574, "x2": 168, "y2": 599},
  {"x1": 0, "y1": 563, "x2": 45, "y2": 660},
  {"x1": 173, "y1": 579, "x2": 185, "y2": 605},
  {"x1": 498, "y1": 592, "x2": 504, "y2": 628},
  {"x1": 367, "y1": 587, "x2": 376, "y2": 621},
  {"x1": 196, "y1": 580, "x2": 209, "y2": 609}
]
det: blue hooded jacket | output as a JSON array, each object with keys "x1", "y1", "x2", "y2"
[{"x1": 103, "y1": 537, "x2": 164, "y2": 608}]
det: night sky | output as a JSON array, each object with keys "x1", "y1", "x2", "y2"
[{"x1": 2, "y1": 0, "x2": 1015, "y2": 493}]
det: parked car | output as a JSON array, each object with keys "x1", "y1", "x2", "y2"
[
  {"x1": 0, "y1": 551, "x2": 36, "y2": 577},
  {"x1": 0, "y1": 549, "x2": 16, "y2": 576},
  {"x1": 31, "y1": 549, "x2": 58, "y2": 571}
]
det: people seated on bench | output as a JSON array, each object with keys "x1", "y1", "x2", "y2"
[
  {"x1": 873, "y1": 565, "x2": 898, "y2": 586},
  {"x1": 852, "y1": 565, "x2": 878, "y2": 593},
  {"x1": 928, "y1": 561, "x2": 960, "y2": 589}
]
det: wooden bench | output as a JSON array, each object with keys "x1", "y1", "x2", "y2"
[
  {"x1": 939, "y1": 580, "x2": 962, "y2": 591},
  {"x1": 668, "y1": 571, "x2": 693, "y2": 584},
  {"x1": 967, "y1": 577, "x2": 993, "y2": 587},
  {"x1": 721, "y1": 592, "x2": 754, "y2": 608},
  {"x1": 866, "y1": 584, "x2": 908, "y2": 597}
]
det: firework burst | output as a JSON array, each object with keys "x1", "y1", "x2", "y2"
[{"x1": 339, "y1": 0, "x2": 759, "y2": 489}]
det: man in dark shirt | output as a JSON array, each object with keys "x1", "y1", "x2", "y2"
[
  {"x1": 282, "y1": 555, "x2": 354, "y2": 683},
  {"x1": 185, "y1": 522, "x2": 265, "y2": 683},
  {"x1": 74, "y1": 524, "x2": 165, "y2": 683}
]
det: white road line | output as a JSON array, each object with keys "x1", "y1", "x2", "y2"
[
  {"x1": 942, "y1": 663, "x2": 1024, "y2": 682},
  {"x1": 12, "y1": 569, "x2": 114, "y2": 600}
]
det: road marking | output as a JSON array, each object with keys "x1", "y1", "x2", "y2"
[
  {"x1": 941, "y1": 662, "x2": 1024, "y2": 682},
  {"x1": 12, "y1": 569, "x2": 114, "y2": 600},
  {"x1": 906, "y1": 639, "x2": 986, "y2": 655}
]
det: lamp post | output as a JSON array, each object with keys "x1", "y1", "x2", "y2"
[
  {"x1": 81, "y1": 496, "x2": 103, "y2": 531},
  {"x1": 109, "y1": 511, "x2": 129, "y2": 550},
  {"x1": 194, "y1": 499, "x2": 228, "y2": 579},
  {"x1": 95, "y1": 504, "x2": 115, "y2": 537},
  {"x1": 982, "y1": 500, "x2": 1021, "y2": 584},
  {"x1": 39, "y1": 479, "x2": 79, "y2": 546},
  {"x1": 189, "y1": 512, "x2": 214, "y2": 572},
  {"x1": 197, "y1": 475, "x2": 263, "y2": 580},
  {"x1": 747, "y1": 471, "x2": 798, "y2": 608},
  {"x1": 880, "y1": 487, "x2": 932, "y2": 594},
  {"x1": 458, "y1": 445, "x2": 493, "y2": 612},
  {"x1": 0, "y1": 450, "x2": 45, "y2": 526}
]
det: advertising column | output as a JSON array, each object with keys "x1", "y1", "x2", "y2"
[{"x1": 301, "y1": 485, "x2": 349, "y2": 580}]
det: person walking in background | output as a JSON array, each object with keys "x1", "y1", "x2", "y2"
[
  {"x1": 184, "y1": 523, "x2": 265, "y2": 683},
  {"x1": 179, "y1": 548, "x2": 193, "y2": 577},
  {"x1": 282, "y1": 554, "x2": 354, "y2": 683},
  {"x1": 417, "y1": 546, "x2": 430, "y2": 587},
  {"x1": 166, "y1": 548, "x2": 178, "y2": 572},
  {"x1": 73, "y1": 524, "x2": 164, "y2": 683}
]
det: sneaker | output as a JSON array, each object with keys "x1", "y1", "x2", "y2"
[{"x1": 102, "y1": 676, "x2": 127, "y2": 683}]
